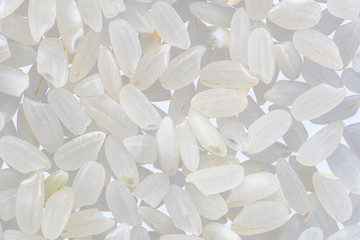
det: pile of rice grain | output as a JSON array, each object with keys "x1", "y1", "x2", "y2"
[{"x1": 0, "y1": 0, "x2": 360, "y2": 239}]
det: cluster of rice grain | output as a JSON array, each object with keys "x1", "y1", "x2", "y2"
[{"x1": 0, "y1": 0, "x2": 360, "y2": 239}]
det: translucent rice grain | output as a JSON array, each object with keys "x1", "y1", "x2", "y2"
[
  {"x1": 248, "y1": 27, "x2": 276, "y2": 84},
  {"x1": 168, "y1": 84, "x2": 195, "y2": 124},
  {"x1": 217, "y1": 116, "x2": 248, "y2": 152},
  {"x1": 0, "y1": 64, "x2": 29, "y2": 97},
  {"x1": 344, "y1": 194, "x2": 360, "y2": 226},
  {"x1": 246, "y1": 109, "x2": 292, "y2": 154},
  {"x1": 119, "y1": 84, "x2": 162, "y2": 130},
  {"x1": 0, "y1": 136, "x2": 50, "y2": 174},
  {"x1": 242, "y1": 160, "x2": 275, "y2": 175},
  {"x1": 188, "y1": 108, "x2": 227, "y2": 156},
  {"x1": 0, "y1": 113, "x2": 5, "y2": 133},
  {"x1": 276, "y1": 158, "x2": 310, "y2": 214},
  {"x1": 0, "y1": 35, "x2": 11, "y2": 63},
  {"x1": 245, "y1": 0, "x2": 273, "y2": 21},
  {"x1": 353, "y1": 51, "x2": 360, "y2": 72},
  {"x1": 252, "y1": 68, "x2": 279, "y2": 105},
  {"x1": 264, "y1": 81, "x2": 309, "y2": 107},
  {"x1": 25, "y1": 64, "x2": 49, "y2": 102},
  {"x1": 283, "y1": 118, "x2": 308, "y2": 152},
  {"x1": 175, "y1": 120, "x2": 199, "y2": 172},
  {"x1": 76, "y1": 0, "x2": 103, "y2": 32},
  {"x1": 289, "y1": 157, "x2": 316, "y2": 192},
  {"x1": 229, "y1": 8, "x2": 250, "y2": 66},
  {"x1": 139, "y1": 206, "x2": 182, "y2": 235},
  {"x1": 23, "y1": 102, "x2": 62, "y2": 154},
  {"x1": 56, "y1": 0, "x2": 84, "y2": 53},
  {"x1": 187, "y1": 16, "x2": 208, "y2": 48},
  {"x1": 0, "y1": 0, "x2": 24, "y2": 18},
  {"x1": 293, "y1": 29, "x2": 343, "y2": 70},
  {"x1": 164, "y1": 185, "x2": 202, "y2": 235},
  {"x1": 155, "y1": 117, "x2": 179, "y2": 175},
  {"x1": 123, "y1": 135, "x2": 157, "y2": 164},
  {"x1": 133, "y1": 173, "x2": 169, "y2": 208},
  {"x1": 313, "y1": 172, "x2": 352, "y2": 222},
  {"x1": 238, "y1": 96, "x2": 264, "y2": 128},
  {"x1": 105, "y1": 180, "x2": 141, "y2": 226},
  {"x1": 185, "y1": 183, "x2": 228, "y2": 220},
  {"x1": 231, "y1": 201, "x2": 289, "y2": 235},
  {"x1": 246, "y1": 142, "x2": 292, "y2": 164},
  {"x1": 3, "y1": 230, "x2": 46, "y2": 240},
  {"x1": 72, "y1": 162, "x2": 105, "y2": 209},
  {"x1": 120, "y1": 1, "x2": 155, "y2": 33},
  {"x1": 0, "y1": 189, "x2": 16, "y2": 221},
  {"x1": 98, "y1": 0, "x2": 125, "y2": 19},
  {"x1": 278, "y1": 214, "x2": 307, "y2": 240},
  {"x1": 42, "y1": 186, "x2": 75, "y2": 240},
  {"x1": 130, "y1": 226, "x2": 150, "y2": 240},
  {"x1": 327, "y1": 0, "x2": 360, "y2": 20},
  {"x1": 291, "y1": 84, "x2": 346, "y2": 121},
  {"x1": 61, "y1": 208, "x2": 115, "y2": 238},
  {"x1": 298, "y1": 227, "x2": 323, "y2": 240},
  {"x1": 47, "y1": 88, "x2": 91, "y2": 135},
  {"x1": 297, "y1": 121, "x2": 344, "y2": 166},
  {"x1": 160, "y1": 46, "x2": 206, "y2": 90},
  {"x1": 69, "y1": 30, "x2": 101, "y2": 83},
  {"x1": 105, "y1": 224, "x2": 130, "y2": 240},
  {"x1": 131, "y1": 44, "x2": 171, "y2": 90},
  {"x1": 268, "y1": 0, "x2": 321, "y2": 30},
  {"x1": 305, "y1": 194, "x2": 339, "y2": 238},
  {"x1": 37, "y1": 38, "x2": 68, "y2": 88},
  {"x1": 105, "y1": 135, "x2": 139, "y2": 187},
  {"x1": 15, "y1": 171, "x2": 43, "y2": 235},
  {"x1": 275, "y1": 41, "x2": 302, "y2": 80},
  {"x1": 0, "y1": 13, "x2": 37, "y2": 46},
  {"x1": 226, "y1": 172, "x2": 280, "y2": 208},
  {"x1": 74, "y1": 73, "x2": 105, "y2": 97},
  {"x1": 151, "y1": 2, "x2": 190, "y2": 49},
  {"x1": 14, "y1": 106, "x2": 36, "y2": 147},
  {"x1": 4, "y1": 42, "x2": 36, "y2": 68},
  {"x1": 0, "y1": 120, "x2": 17, "y2": 138},
  {"x1": 143, "y1": 81, "x2": 172, "y2": 102},
  {"x1": 80, "y1": 95, "x2": 138, "y2": 138},
  {"x1": 312, "y1": 9, "x2": 344, "y2": 36},
  {"x1": 0, "y1": 168, "x2": 27, "y2": 190},
  {"x1": 344, "y1": 123, "x2": 360, "y2": 158},
  {"x1": 333, "y1": 21, "x2": 360, "y2": 68},
  {"x1": 302, "y1": 58, "x2": 342, "y2": 88},
  {"x1": 311, "y1": 95, "x2": 360, "y2": 124},
  {"x1": 200, "y1": 60, "x2": 259, "y2": 89},
  {"x1": 191, "y1": 89, "x2": 248, "y2": 118},
  {"x1": 44, "y1": 170, "x2": 69, "y2": 200},
  {"x1": 109, "y1": 19, "x2": 142, "y2": 77},
  {"x1": 202, "y1": 222, "x2": 241, "y2": 240},
  {"x1": 189, "y1": 2, "x2": 235, "y2": 28},
  {"x1": 28, "y1": 0, "x2": 57, "y2": 42},
  {"x1": 185, "y1": 165, "x2": 244, "y2": 195},
  {"x1": 327, "y1": 145, "x2": 360, "y2": 195},
  {"x1": 54, "y1": 131, "x2": 106, "y2": 171},
  {"x1": 328, "y1": 224, "x2": 360, "y2": 240},
  {"x1": 97, "y1": 46, "x2": 122, "y2": 100}
]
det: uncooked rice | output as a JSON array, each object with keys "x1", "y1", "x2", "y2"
[{"x1": 0, "y1": 0, "x2": 360, "y2": 239}]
